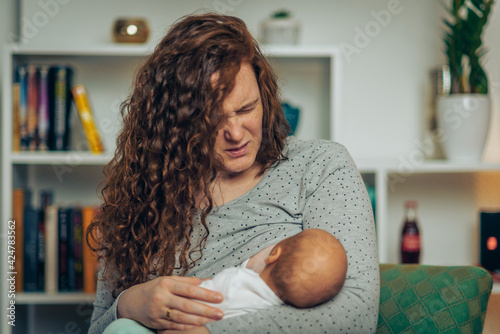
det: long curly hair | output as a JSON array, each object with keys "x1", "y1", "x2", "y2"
[{"x1": 87, "y1": 13, "x2": 290, "y2": 296}]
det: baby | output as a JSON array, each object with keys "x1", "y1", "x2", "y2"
[{"x1": 200, "y1": 228, "x2": 348, "y2": 318}]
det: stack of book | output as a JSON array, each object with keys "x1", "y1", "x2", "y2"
[
  {"x1": 13, "y1": 64, "x2": 104, "y2": 154},
  {"x1": 12, "y1": 189, "x2": 98, "y2": 294}
]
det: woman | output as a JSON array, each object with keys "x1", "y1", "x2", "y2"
[{"x1": 88, "y1": 13, "x2": 379, "y2": 334}]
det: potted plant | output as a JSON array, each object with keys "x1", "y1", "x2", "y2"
[{"x1": 437, "y1": 0, "x2": 494, "y2": 161}]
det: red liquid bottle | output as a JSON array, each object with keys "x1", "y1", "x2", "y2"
[{"x1": 400, "y1": 200, "x2": 421, "y2": 264}]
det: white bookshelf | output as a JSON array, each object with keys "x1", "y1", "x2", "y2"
[{"x1": 0, "y1": 44, "x2": 341, "y2": 334}]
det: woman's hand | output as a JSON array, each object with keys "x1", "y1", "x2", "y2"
[{"x1": 117, "y1": 276, "x2": 224, "y2": 331}]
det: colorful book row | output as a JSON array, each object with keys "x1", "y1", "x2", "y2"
[
  {"x1": 12, "y1": 189, "x2": 98, "y2": 294},
  {"x1": 13, "y1": 64, "x2": 104, "y2": 154}
]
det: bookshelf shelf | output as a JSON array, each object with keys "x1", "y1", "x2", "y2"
[
  {"x1": 11, "y1": 152, "x2": 112, "y2": 165},
  {"x1": 8, "y1": 43, "x2": 152, "y2": 56},
  {"x1": 355, "y1": 159, "x2": 500, "y2": 174},
  {"x1": 9, "y1": 44, "x2": 338, "y2": 58},
  {"x1": 15, "y1": 293, "x2": 96, "y2": 305}
]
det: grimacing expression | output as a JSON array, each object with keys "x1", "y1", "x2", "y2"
[{"x1": 214, "y1": 62, "x2": 264, "y2": 178}]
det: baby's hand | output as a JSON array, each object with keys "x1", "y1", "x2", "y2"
[{"x1": 246, "y1": 244, "x2": 275, "y2": 273}]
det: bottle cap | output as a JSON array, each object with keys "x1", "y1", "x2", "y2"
[{"x1": 405, "y1": 200, "x2": 418, "y2": 208}]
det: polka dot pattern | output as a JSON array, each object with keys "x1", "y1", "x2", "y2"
[{"x1": 88, "y1": 137, "x2": 380, "y2": 334}]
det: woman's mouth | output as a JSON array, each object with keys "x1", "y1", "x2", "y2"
[{"x1": 226, "y1": 142, "x2": 249, "y2": 157}]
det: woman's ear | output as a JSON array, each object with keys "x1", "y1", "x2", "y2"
[{"x1": 264, "y1": 245, "x2": 282, "y2": 264}]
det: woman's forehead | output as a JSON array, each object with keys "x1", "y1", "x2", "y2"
[{"x1": 221, "y1": 63, "x2": 260, "y2": 112}]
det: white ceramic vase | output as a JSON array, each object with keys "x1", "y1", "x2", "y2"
[
  {"x1": 261, "y1": 17, "x2": 300, "y2": 45},
  {"x1": 436, "y1": 94, "x2": 491, "y2": 161}
]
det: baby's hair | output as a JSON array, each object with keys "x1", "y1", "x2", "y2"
[{"x1": 270, "y1": 229, "x2": 347, "y2": 308}]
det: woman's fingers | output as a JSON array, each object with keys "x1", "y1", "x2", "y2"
[
  {"x1": 166, "y1": 293, "x2": 224, "y2": 321},
  {"x1": 163, "y1": 307, "x2": 218, "y2": 327},
  {"x1": 163, "y1": 277, "x2": 223, "y2": 304},
  {"x1": 168, "y1": 276, "x2": 204, "y2": 285}
]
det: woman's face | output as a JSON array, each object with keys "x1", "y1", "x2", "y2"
[{"x1": 214, "y1": 62, "x2": 263, "y2": 178}]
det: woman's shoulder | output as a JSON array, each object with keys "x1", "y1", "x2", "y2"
[{"x1": 285, "y1": 136, "x2": 350, "y2": 161}]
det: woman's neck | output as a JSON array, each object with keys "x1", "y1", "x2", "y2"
[{"x1": 210, "y1": 163, "x2": 264, "y2": 207}]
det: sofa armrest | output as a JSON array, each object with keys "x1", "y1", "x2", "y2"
[{"x1": 377, "y1": 264, "x2": 493, "y2": 333}]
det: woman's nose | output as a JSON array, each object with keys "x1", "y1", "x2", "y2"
[{"x1": 224, "y1": 118, "x2": 244, "y2": 142}]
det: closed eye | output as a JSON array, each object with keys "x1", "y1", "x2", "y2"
[{"x1": 237, "y1": 98, "x2": 259, "y2": 114}]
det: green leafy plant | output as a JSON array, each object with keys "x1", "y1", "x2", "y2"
[
  {"x1": 442, "y1": 0, "x2": 494, "y2": 94},
  {"x1": 271, "y1": 9, "x2": 291, "y2": 19}
]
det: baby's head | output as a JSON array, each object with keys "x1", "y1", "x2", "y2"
[{"x1": 260, "y1": 229, "x2": 348, "y2": 308}]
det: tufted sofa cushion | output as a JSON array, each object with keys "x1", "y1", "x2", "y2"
[{"x1": 377, "y1": 264, "x2": 493, "y2": 333}]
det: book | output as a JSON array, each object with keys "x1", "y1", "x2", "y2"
[
  {"x1": 23, "y1": 206, "x2": 40, "y2": 292},
  {"x1": 49, "y1": 66, "x2": 73, "y2": 151},
  {"x1": 72, "y1": 85, "x2": 104, "y2": 154},
  {"x1": 12, "y1": 83, "x2": 21, "y2": 152},
  {"x1": 82, "y1": 206, "x2": 98, "y2": 293},
  {"x1": 58, "y1": 207, "x2": 70, "y2": 291},
  {"x1": 72, "y1": 208, "x2": 84, "y2": 291},
  {"x1": 66, "y1": 207, "x2": 76, "y2": 291},
  {"x1": 44, "y1": 204, "x2": 59, "y2": 293},
  {"x1": 12, "y1": 189, "x2": 24, "y2": 292},
  {"x1": 26, "y1": 65, "x2": 39, "y2": 151},
  {"x1": 38, "y1": 65, "x2": 51, "y2": 151},
  {"x1": 17, "y1": 65, "x2": 29, "y2": 150},
  {"x1": 36, "y1": 209, "x2": 45, "y2": 291}
]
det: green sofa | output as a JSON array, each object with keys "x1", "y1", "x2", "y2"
[{"x1": 377, "y1": 264, "x2": 493, "y2": 333}]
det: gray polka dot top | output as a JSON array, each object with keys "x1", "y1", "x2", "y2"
[{"x1": 89, "y1": 137, "x2": 380, "y2": 334}]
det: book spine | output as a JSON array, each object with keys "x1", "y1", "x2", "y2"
[
  {"x1": 17, "y1": 66, "x2": 29, "y2": 151},
  {"x1": 12, "y1": 83, "x2": 21, "y2": 152},
  {"x1": 82, "y1": 206, "x2": 98, "y2": 294},
  {"x1": 12, "y1": 189, "x2": 24, "y2": 292},
  {"x1": 36, "y1": 210, "x2": 45, "y2": 291},
  {"x1": 73, "y1": 208, "x2": 83, "y2": 291},
  {"x1": 44, "y1": 205, "x2": 59, "y2": 294},
  {"x1": 72, "y1": 85, "x2": 104, "y2": 154},
  {"x1": 26, "y1": 65, "x2": 39, "y2": 151},
  {"x1": 23, "y1": 207, "x2": 39, "y2": 292},
  {"x1": 67, "y1": 207, "x2": 76, "y2": 291},
  {"x1": 51, "y1": 67, "x2": 73, "y2": 151},
  {"x1": 58, "y1": 208, "x2": 69, "y2": 291},
  {"x1": 38, "y1": 65, "x2": 50, "y2": 151}
]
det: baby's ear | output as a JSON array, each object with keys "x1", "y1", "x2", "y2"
[{"x1": 265, "y1": 245, "x2": 282, "y2": 264}]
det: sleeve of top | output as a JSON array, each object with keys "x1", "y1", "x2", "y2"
[
  {"x1": 204, "y1": 142, "x2": 380, "y2": 334},
  {"x1": 88, "y1": 267, "x2": 125, "y2": 334}
]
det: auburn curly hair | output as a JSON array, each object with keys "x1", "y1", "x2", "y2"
[{"x1": 87, "y1": 13, "x2": 290, "y2": 297}]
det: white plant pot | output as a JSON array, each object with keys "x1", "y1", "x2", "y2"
[
  {"x1": 261, "y1": 17, "x2": 300, "y2": 45},
  {"x1": 436, "y1": 94, "x2": 491, "y2": 161}
]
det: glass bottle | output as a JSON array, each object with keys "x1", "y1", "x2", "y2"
[{"x1": 400, "y1": 200, "x2": 421, "y2": 264}]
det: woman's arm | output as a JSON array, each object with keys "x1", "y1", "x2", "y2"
[
  {"x1": 204, "y1": 142, "x2": 380, "y2": 333},
  {"x1": 89, "y1": 270, "x2": 225, "y2": 333}
]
